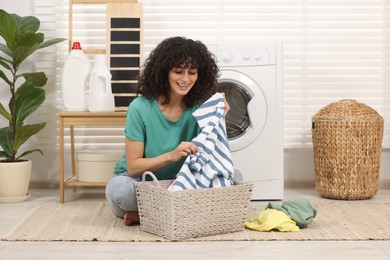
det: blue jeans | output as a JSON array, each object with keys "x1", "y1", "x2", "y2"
[
  {"x1": 105, "y1": 172, "x2": 141, "y2": 218},
  {"x1": 105, "y1": 170, "x2": 244, "y2": 218}
]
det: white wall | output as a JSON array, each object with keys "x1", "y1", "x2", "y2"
[
  {"x1": 1, "y1": 1, "x2": 389, "y2": 189},
  {"x1": 0, "y1": 0, "x2": 32, "y2": 16}
]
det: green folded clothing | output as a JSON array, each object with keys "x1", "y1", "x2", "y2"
[{"x1": 266, "y1": 198, "x2": 317, "y2": 228}]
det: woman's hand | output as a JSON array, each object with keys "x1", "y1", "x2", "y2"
[
  {"x1": 125, "y1": 140, "x2": 198, "y2": 177},
  {"x1": 168, "y1": 141, "x2": 199, "y2": 162},
  {"x1": 221, "y1": 92, "x2": 230, "y2": 116}
]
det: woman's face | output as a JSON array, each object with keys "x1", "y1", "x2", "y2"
[{"x1": 168, "y1": 65, "x2": 198, "y2": 98}]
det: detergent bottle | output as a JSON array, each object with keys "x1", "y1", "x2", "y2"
[
  {"x1": 87, "y1": 54, "x2": 115, "y2": 112},
  {"x1": 61, "y1": 42, "x2": 91, "y2": 111}
]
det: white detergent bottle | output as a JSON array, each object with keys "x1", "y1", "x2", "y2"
[
  {"x1": 61, "y1": 42, "x2": 91, "y2": 111},
  {"x1": 87, "y1": 54, "x2": 115, "y2": 112}
]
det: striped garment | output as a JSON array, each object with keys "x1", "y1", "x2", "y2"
[{"x1": 168, "y1": 93, "x2": 235, "y2": 191}]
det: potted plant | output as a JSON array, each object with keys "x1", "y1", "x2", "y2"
[{"x1": 0, "y1": 9, "x2": 65, "y2": 201}]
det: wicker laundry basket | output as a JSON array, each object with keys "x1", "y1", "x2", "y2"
[
  {"x1": 134, "y1": 171, "x2": 253, "y2": 240},
  {"x1": 311, "y1": 99, "x2": 384, "y2": 200}
]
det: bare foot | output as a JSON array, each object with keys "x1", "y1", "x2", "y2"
[{"x1": 124, "y1": 211, "x2": 140, "y2": 226}]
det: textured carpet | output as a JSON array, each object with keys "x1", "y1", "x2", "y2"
[{"x1": 2, "y1": 202, "x2": 389, "y2": 242}]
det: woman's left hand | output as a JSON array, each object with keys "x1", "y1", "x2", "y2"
[{"x1": 221, "y1": 92, "x2": 230, "y2": 116}]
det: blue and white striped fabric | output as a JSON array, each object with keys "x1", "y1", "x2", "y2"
[{"x1": 168, "y1": 93, "x2": 235, "y2": 191}]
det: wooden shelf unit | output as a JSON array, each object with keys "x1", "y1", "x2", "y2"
[{"x1": 58, "y1": 111, "x2": 126, "y2": 203}]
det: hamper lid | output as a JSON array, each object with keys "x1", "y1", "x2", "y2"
[
  {"x1": 76, "y1": 150, "x2": 123, "y2": 161},
  {"x1": 312, "y1": 99, "x2": 383, "y2": 123}
]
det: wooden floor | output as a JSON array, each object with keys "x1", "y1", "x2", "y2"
[{"x1": 0, "y1": 186, "x2": 389, "y2": 259}]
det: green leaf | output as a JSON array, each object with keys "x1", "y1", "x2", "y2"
[
  {"x1": 12, "y1": 45, "x2": 39, "y2": 67},
  {"x1": 12, "y1": 34, "x2": 42, "y2": 66},
  {"x1": 0, "y1": 69, "x2": 12, "y2": 85},
  {"x1": 16, "y1": 31, "x2": 43, "y2": 47},
  {"x1": 0, "y1": 151, "x2": 8, "y2": 159},
  {"x1": 0, "y1": 42, "x2": 14, "y2": 58},
  {"x1": 0, "y1": 103, "x2": 12, "y2": 121},
  {"x1": 14, "y1": 80, "x2": 45, "y2": 126},
  {"x1": 0, "y1": 57, "x2": 12, "y2": 70},
  {"x1": 38, "y1": 38, "x2": 67, "y2": 50},
  {"x1": 18, "y1": 15, "x2": 39, "y2": 33},
  {"x1": 0, "y1": 10, "x2": 17, "y2": 49},
  {"x1": 13, "y1": 123, "x2": 46, "y2": 152},
  {"x1": 16, "y1": 149, "x2": 43, "y2": 161},
  {"x1": 18, "y1": 72, "x2": 47, "y2": 87},
  {"x1": 0, "y1": 125, "x2": 44, "y2": 161},
  {"x1": 0, "y1": 127, "x2": 13, "y2": 159}
]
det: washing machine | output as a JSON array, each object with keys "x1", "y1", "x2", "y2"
[{"x1": 208, "y1": 43, "x2": 283, "y2": 200}]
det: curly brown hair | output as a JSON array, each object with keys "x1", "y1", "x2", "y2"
[{"x1": 136, "y1": 36, "x2": 220, "y2": 107}]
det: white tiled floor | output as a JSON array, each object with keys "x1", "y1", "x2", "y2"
[{"x1": 0, "y1": 187, "x2": 389, "y2": 260}]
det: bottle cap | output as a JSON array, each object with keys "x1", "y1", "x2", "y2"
[{"x1": 72, "y1": 42, "x2": 82, "y2": 50}]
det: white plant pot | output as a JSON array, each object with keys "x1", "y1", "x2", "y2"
[{"x1": 0, "y1": 160, "x2": 32, "y2": 201}]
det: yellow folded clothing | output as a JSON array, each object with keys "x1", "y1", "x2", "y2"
[{"x1": 245, "y1": 208, "x2": 300, "y2": 232}]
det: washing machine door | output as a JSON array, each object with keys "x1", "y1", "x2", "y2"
[{"x1": 218, "y1": 70, "x2": 267, "y2": 151}]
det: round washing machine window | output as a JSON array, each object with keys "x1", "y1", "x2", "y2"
[
  {"x1": 218, "y1": 81, "x2": 252, "y2": 140},
  {"x1": 217, "y1": 70, "x2": 267, "y2": 151}
]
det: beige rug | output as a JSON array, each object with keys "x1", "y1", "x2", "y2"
[{"x1": 2, "y1": 202, "x2": 389, "y2": 242}]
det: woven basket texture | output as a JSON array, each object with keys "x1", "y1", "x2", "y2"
[
  {"x1": 135, "y1": 172, "x2": 254, "y2": 240},
  {"x1": 311, "y1": 99, "x2": 384, "y2": 200}
]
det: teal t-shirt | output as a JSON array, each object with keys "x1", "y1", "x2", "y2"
[{"x1": 114, "y1": 96, "x2": 201, "y2": 180}]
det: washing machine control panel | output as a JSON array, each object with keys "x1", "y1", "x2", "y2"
[{"x1": 208, "y1": 44, "x2": 276, "y2": 67}]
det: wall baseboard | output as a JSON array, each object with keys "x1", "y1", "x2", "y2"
[
  {"x1": 284, "y1": 179, "x2": 390, "y2": 189},
  {"x1": 30, "y1": 179, "x2": 390, "y2": 190},
  {"x1": 28, "y1": 148, "x2": 390, "y2": 191}
]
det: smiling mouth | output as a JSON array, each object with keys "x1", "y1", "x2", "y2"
[{"x1": 178, "y1": 83, "x2": 190, "y2": 89}]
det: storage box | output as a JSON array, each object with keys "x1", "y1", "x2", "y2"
[
  {"x1": 76, "y1": 150, "x2": 123, "y2": 182},
  {"x1": 135, "y1": 171, "x2": 254, "y2": 240},
  {"x1": 311, "y1": 99, "x2": 384, "y2": 200}
]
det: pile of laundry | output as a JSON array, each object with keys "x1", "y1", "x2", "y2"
[{"x1": 245, "y1": 198, "x2": 317, "y2": 232}]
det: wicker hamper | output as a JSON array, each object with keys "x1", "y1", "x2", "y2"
[
  {"x1": 311, "y1": 99, "x2": 384, "y2": 200},
  {"x1": 135, "y1": 171, "x2": 253, "y2": 240}
]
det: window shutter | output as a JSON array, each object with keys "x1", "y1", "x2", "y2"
[{"x1": 34, "y1": 0, "x2": 390, "y2": 150}]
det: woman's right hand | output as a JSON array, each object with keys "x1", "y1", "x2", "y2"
[
  {"x1": 125, "y1": 140, "x2": 199, "y2": 177},
  {"x1": 169, "y1": 141, "x2": 199, "y2": 162},
  {"x1": 221, "y1": 92, "x2": 230, "y2": 116}
]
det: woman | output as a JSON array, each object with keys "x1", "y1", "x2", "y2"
[{"x1": 105, "y1": 36, "x2": 229, "y2": 225}]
